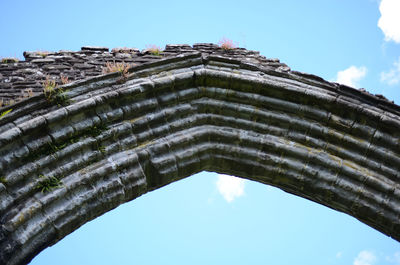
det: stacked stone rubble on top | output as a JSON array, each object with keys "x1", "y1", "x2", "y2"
[
  {"x1": 0, "y1": 44, "x2": 291, "y2": 105},
  {"x1": 0, "y1": 43, "x2": 392, "y2": 106}
]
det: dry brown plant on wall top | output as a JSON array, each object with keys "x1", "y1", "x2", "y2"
[
  {"x1": 102, "y1": 61, "x2": 132, "y2": 78},
  {"x1": 16, "y1": 88, "x2": 35, "y2": 102},
  {"x1": 0, "y1": 89, "x2": 33, "y2": 109},
  {"x1": 0, "y1": 99, "x2": 15, "y2": 108},
  {"x1": 146, "y1": 44, "x2": 162, "y2": 56},
  {"x1": 23, "y1": 88, "x2": 34, "y2": 98},
  {"x1": 1, "y1": 57, "x2": 19, "y2": 63},
  {"x1": 60, "y1": 74, "x2": 70, "y2": 85},
  {"x1": 35, "y1": 51, "x2": 50, "y2": 57}
]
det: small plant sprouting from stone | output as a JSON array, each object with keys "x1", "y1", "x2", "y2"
[
  {"x1": 0, "y1": 176, "x2": 7, "y2": 184},
  {"x1": 218, "y1": 37, "x2": 237, "y2": 50},
  {"x1": 43, "y1": 76, "x2": 57, "y2": 100},
  {"x1": 15, "y1": 88, "x2": 35, "y2": 103},
  {"x1": 78, "y1": 123, "x2": 108, "y2": 139},
  {"x1": 45, "y1": 142, "x2": 68, "y2": 156},
  {"x1": 0, "y1": 109, "x2": 12, "y2": 120},
  {"x1": 99, "y1": 145, "x2": 106, "y2": 154},
  {"x1": 116, "y1": 164, "x2": 124, "y2": 174},
  {"x1": 60, "y1": 74, "x2": 70, "y2": 85},
  {"x1": 36, "y1": 51, "x2": 50, "y2": 58},
  {"x1": 0, "y1": 98, "x2": 16, "y2": 108},
  {"x1": 42, "y1": 76, "x2": 69, "y2": 106},
  {"x1": 0, "y1": 89, "x2": 34, "y2": 108},
  {"x1": 1, "y1": 57, "x2": 19, "y2": 63},
  {"x1": 36, "y1": 175, "x2": 63, "y2": 193},
  {"x1": 87, "y1": 123, "x2": 108, "y2": 137},
  {"x1": 146, "y1": 44, "x2": 162, "y2": 56},
  {"x1": 22, "y1": 88, "x2": 34, "y2": 98},
  {"x1": 102, "y1": 61, "x2": 131, "y2": 77}
]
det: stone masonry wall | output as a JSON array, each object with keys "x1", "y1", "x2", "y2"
[
  {"x1": 1, "y1": 43, "x2": 400, "y2": 264},
  {"x1": 0, "y1": 44, "x2": 290, "y2": 105}
]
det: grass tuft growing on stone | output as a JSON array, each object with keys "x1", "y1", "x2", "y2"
[
  {"x1": 103, "y1": 61, "x2": 132, "y2": 84},
  {"x1": 43, "y1": 76, "x2": 70, "y2": 106},
  {"x1": 0, "y1": 109, "x2": 12, "y2": 120},
  {"x1": 35, "y1": 51, "x2": 50, "y2": 58},
  {"x1": 1, "y1": 57, "x2": 19, "y2": 63},
  {"x1": 44, "y1": 142, "x2": 68, "y2": 156},
  {"x1": 98, "y1": 145, "x2": 106, "y2": 154},
  {"x1": 0, "y1": 177, "x2": 7, "y2": 184},
  {"x1": 146, "y1": 44, "x2": 162, "y2": 56},
  {"x1": 60, "y1": 74, "x2": 70, "y2": 85},
  {"x1": 83, "y1": 123, "x2": 108, "y2": 138},
  {"x1": 103, "y1": 62, "x2": 131, "y2": 76},
  {"x1": 43, "y1": 76, "x2": 57, "y2": 100},
  {"x1": 36, "y1": 175, "x2": 63, "y2": 193}
]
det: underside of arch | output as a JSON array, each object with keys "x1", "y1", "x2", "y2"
[{"x1": 0, "y1": 52, "x2": 400, "y2": 265}]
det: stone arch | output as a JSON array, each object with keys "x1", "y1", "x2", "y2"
[{"x1": 0, "y1": 52, "x2": 399, "y2": 265}]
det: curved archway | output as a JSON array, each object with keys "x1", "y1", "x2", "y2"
[{"x1": 1, "y1": 52, "x2": 399, "y2": 264}]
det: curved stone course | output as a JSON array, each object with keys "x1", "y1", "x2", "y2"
[{"x1": 0, "y1": 46, "x2": 400, "y2": 264}]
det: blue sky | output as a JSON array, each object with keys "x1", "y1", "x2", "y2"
[{"x1": 1, "y1": 0, "x2": 400, "y2": 264}]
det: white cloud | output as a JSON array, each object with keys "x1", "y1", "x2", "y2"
[
  {"x1": 386, "y1": 252, "x2": 400, "y2": 264},
  {"x1": 354, "y1": 250, "x2": 377, "y2": 265},
  {"x1": 336, "y1": 66, "x2": 367, "y2": 87},
  {"x1": 216, "y1": 174, "x2": 245, "y2": 202},
  {"x1": 378, "y1": 0, "x2": 400, "y2": 43},
  {"x1": 336, "y1": 251, "x2": 343, "y2": 258},
  {"x1": 381, "y1": 57, "x2": 400, "y2": 85}
]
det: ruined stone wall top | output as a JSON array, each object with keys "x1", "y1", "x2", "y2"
[
  {"x1": 0, "y1": 43, "x2": 290, "y2": 105},
  {"x1": 0, "y1": 43, "x2": 394, "y2": 107}
]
